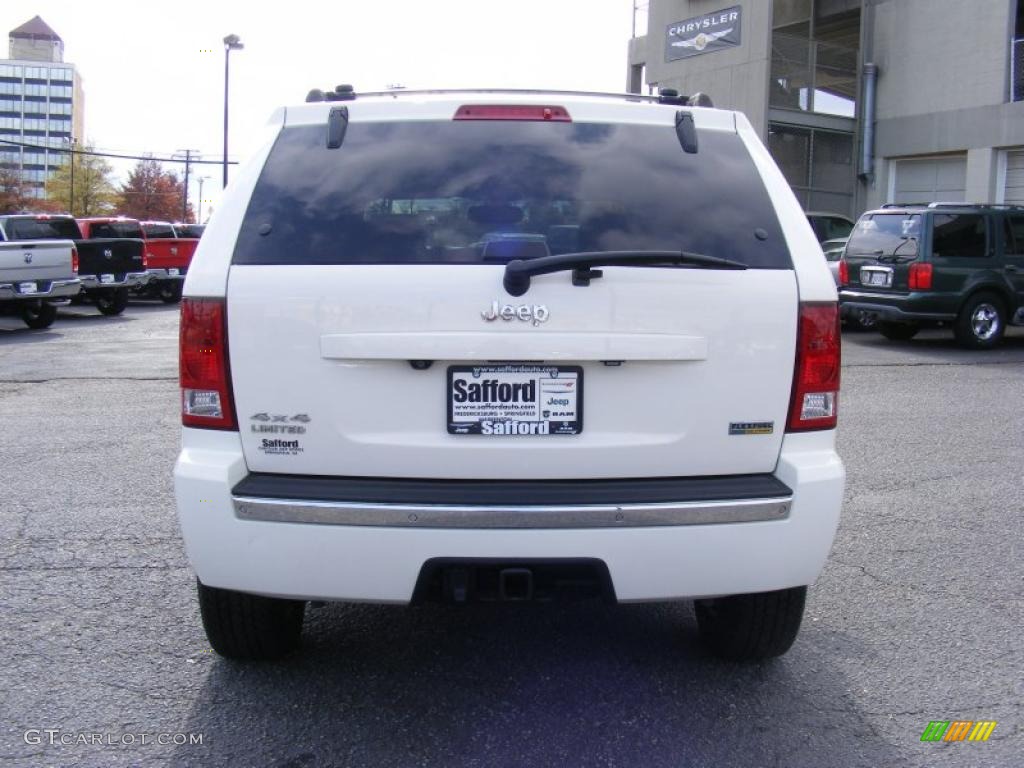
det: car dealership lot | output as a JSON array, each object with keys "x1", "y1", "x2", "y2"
[{"x1": 1, "y1": 305, "x2": 1021, "y2": 767}]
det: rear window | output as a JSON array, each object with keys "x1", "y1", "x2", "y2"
[
  {"x1": 233, "y1": 120, "x2": 791, "y2": 268},
  {"x1": 175, "y1": 224, "x2": 205, "y2": 238},
  {"x1": 89, "y1": 221, "x2": 143, "y2": 239},
  {"x1": 846, "y1": 213, "x2": 921, "y2": 257},
  {"x1": 142, "y1": 223, "x2": 176, "y2": 239},
  {"x1": 4, "y1": 217, "x2": 80, "y2": 240}
]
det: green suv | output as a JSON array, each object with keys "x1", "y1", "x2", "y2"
[{"x1": 838, "y1": 204, "x2": 1024, "y2": 349}]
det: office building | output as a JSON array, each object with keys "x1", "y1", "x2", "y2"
[{"x1": 0, "y1": 15, "x2": 84, "y2": 199}]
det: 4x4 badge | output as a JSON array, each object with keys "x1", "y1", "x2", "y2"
[{"x1": 481, "y1": 300, "x2": 549, "y2": 326}]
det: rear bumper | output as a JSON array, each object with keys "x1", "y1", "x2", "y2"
[
  {"x1": 0, "y1": 278, "x2": 81, "y2": 301},
  {"x1": 174, "y1": 430, "x2": 844, "y2": 603},
  {"x1": 144, "y1": 268, "x2": 186, "y2": 281},
  {"x1": 80, "y1": 271, "x2": 150, "y2": 289},
  {"x1": 838, "y1": 289, "x2": 956, "y2": 322}
]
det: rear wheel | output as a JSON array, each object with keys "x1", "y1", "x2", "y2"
[
  {"x1": 695, "y1": 586, "x2": 807, "y2": 661},
  {"x1": 844, "y1": 310, "x2": 878, "y2": 332},
  {"x1": 878, "y1": 322, "x2": 919, "y2": 341},
  {"x1": 197, "y1": 580, "x2": 306, "y2": 660},
  {"x1": 20, "y1": 301, "x2": 58, "y2": 329},
  {"x1": 94, "y1": 288, "x2": 129, "y2": 316},
  {"x1": 158, "y1": 281, "x2": 183, "y2": 304},
  {"x1": 954, "y1": 293, "x2": 1005, "y2": 350}
]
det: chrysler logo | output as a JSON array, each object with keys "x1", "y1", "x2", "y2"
[
  {"x1": 672, "y1": 27, "x2": 732, "y2": 51},
  {"x1": 481, "y1": 300, "x2": 549, "y2": 326},
  {"x1": 23, "y1": 252, "x2": 32, "y2": 264}
]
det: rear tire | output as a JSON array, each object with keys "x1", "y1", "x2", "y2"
[
  {"x1": 197, "y1": 580, "x2": 306, "y2": 660},
  {"x1": 20, "y1": 301, "x2": 58, "y2": 329},
  {"x1": 158, "y1": 281, "x2": 183, "y2": 304},
  {"x1": 878, "y1": 322, "x2": 919, "y2": 341},
  {"x1": 954, "y1": 292, "x2": 1005, "y2": 350},
  {"x1": 95, "y1": 288, "x2": 129, "y2": 316},
  {"x1": 844, "y1": 310, "x2": 878, "y2": 332},
  {"x1": 695, "y1": 586, "x2": 807, "y2": 661}
]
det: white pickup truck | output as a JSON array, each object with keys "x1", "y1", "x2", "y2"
[{"x1": 0, "y1": 238, "x2": 80, "y2": 328}]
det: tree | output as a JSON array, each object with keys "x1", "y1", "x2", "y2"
[
  {"x1": 45, "y1": 144, "x2": 118, "y2": 216},
  {"x1": 117, "y1": 158, "x2": 194, "y2": 222},
  {"x1": 0, "y1": 167, "x2": 34, "y2": 213}
]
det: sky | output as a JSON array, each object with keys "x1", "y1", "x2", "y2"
[{"x1": 2, "y1": 0, "x2": 639, "y2": 218}]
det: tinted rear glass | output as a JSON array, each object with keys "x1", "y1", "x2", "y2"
[
  {"x1": 175, "y1": 224, "x2": 205, "y2": 238},
  {"x1": 142, "y1": 223, "x2": 176, "y2": 239},
  {"x1": 89, "y1": 221, "x2": 143, "y2": 239},
  {"x1": 233, "y1": 121, "x2": 790, "y2": 268},
  {"x1": 4, "y1": 217, "x2": 80, "y2": 240},
  {"x1": 846, "y1": 213, "x2": 921, "y2": 257}
]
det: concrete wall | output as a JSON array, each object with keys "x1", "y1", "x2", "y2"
[
  {"x1": 871, "y1": 0, "x2": 1013, "y2": 120},
  {"x1": 8, "y1": 36, "x2": 62, "y2": 63},
  {"x1": 72, "y1": 69, "x2": 85, "y2": 143},
  {"x1": 864, "y1": 0, "x2": 1024, "y2": 209},
  {"x1": 628, "y1": 0, "x2": 773, "y2": 136}
]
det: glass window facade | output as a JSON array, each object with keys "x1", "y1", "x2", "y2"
[
  {"x1": 0, "y1": 62, "x2": 79, "y2": 189},
  {"x1": 770, "y1": 0, "x2": 859, "y2": 117},
  {"x1": 769, "y1": 124, "x2": 855, "y2": 217}
]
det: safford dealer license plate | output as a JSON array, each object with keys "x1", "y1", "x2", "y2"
[{"x1": 448, "y1": 365, "x2": 583, "y2": 436}]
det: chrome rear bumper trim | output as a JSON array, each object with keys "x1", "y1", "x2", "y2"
[{"x1": 232, "y1": 495, "x2": 792, "y2": 529}]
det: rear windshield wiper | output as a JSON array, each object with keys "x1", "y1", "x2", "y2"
[{"x1": 503, "y1": 250, "x2": 748, "y2": 296}]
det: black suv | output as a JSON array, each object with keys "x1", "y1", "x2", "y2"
[{"x1": 839, "y1": 204, "x2": 1024, "y2": 348}]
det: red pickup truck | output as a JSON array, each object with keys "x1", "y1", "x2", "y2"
[{"x1": 78, "y1": 217, "x2": 198, "y2": 303}]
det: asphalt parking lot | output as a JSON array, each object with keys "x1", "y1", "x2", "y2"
[{"x1": 1, "y1": 304, "x2": 1021, "y2": 768}]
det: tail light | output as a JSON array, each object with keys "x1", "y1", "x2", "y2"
[
  {"x1": 71, "y1": 246, "x2": 79, "y2": 274},
  {"x1": 143, "y1": 251, "x2": 150, "y2": 269},
  {"x1": 787, "y1": 303, "x2": 840, "y2": 432},
  {"x1": 908, "y1": 262, "x2": 932, "y2": 291},
  {"x1": 180, "y1": 298, "x2": 236, "y2": 430},
  {"x1": 838, "y1": 259, "x2": 849, "y2": 287}
]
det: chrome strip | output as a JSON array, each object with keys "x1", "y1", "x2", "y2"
[
  {"x1": 232, "y1": 495, "x2": 792, "y2": 529},
  {"x1": 80, "y1": 272, "x2": 150, "y2": 289},
  {"x1": 0, "y1": 278, "x2": 81, "y2": 300}
]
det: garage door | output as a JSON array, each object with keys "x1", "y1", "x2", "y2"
[
  {"x1": 891, "y1": 156, "x2": 966, "y2": 204},
  {"x1": 1002, "y1": 150, "x2": 1024, "y2": 204}
]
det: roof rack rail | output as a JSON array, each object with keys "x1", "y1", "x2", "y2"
[
  {"x1": 927, "y1": 201, "x2": 1024, "y2": 209},
  {"x1": 880, "y1": 202, "x2": 928, "y2": 208},
  {"x1": 304, "y1": 86, "x2": 714, "y2": 107}
]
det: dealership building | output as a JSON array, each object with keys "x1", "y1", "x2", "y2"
[
  {"x1": 627, "y1": 0, "x2": 1024, "y2": 219},
  {"x1": 0, "y1": 16, "x2": 84, "y2": 199}
]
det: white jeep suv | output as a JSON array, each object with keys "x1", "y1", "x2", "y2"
[{"x1": 174, "y1": 88, "x2": 844, "y2": 661}]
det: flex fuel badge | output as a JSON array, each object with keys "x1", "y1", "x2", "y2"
[{"x1": 729, "y1": 421, "x2": 774, "y2": 435}]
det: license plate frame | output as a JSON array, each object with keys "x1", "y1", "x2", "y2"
[
  {"x1": 17, "y1": 281, "x2": 38, "y2": 294},
  {"x1": 860, "y1": 266, "x2": 893, "y2": 288},
  {"x1": 168, "y1": 268, "x2": 180, "y2": 277},
  {"x1": 447, "y1": 364, "x2": 583, "y2": 436},
  {"x1": 99, "y1": 273, "x2": 116, "y2": 284}
]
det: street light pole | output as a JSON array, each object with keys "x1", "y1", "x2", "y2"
[{"x1": 222, "y1": 34, "x2": 244, "y2": 189}]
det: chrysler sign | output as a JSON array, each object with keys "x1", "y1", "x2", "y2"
[{"x1": 665, "y1": 6, "x2": 741, "y2": 61}]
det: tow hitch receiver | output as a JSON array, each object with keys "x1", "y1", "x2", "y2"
[
  {"x1": 412, "y1": 558, "x2": 615, "y2": 604},
  {"x1": 499, "y1": 568, "x2": 534, "y2": 601}
]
